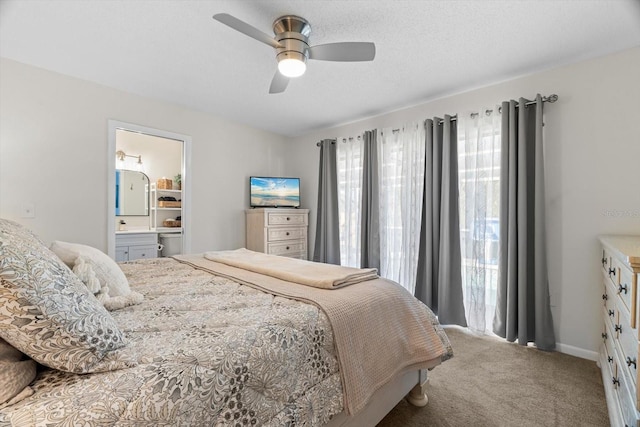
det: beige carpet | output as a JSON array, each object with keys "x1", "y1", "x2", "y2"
[{"x1": 377, "y1": 327, "x2": 609, "y2": 427}]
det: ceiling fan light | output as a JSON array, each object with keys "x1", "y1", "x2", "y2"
[{"x1": 278, "y1": 58, "x2": 306, "y2": 78}]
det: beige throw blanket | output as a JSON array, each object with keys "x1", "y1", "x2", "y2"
[
  {"x1": 174, "y1": 254, "x2": 449, "y2": 416},
  {"x1": 204, "y1": 248, "x2": 378, "y2": 289}
]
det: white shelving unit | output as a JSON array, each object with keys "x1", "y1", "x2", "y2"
[{"x1": 150, "y1": 183, "x2": 183, "y2": 233}]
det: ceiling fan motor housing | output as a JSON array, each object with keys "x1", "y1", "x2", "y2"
[{"x1": 273, "y1": 15, "x2": 311, "y2": 65}]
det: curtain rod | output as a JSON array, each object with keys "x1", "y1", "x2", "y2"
[
  {"x1": 434, "y1": 93, "x2": 559, "y2": 125},
  {"x1": 316, "y1": 94, "x2": 559, "y2": 145}
]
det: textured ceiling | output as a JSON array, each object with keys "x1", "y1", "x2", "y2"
[{"x1": 1, "y1": 0, "x2": 639, "y2": 137}]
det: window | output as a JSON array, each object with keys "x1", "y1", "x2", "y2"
[
  {"x1": 336, "y1": 136, "x2": 363, "y2": 268},
  {"x1": 457, "y1": 110, "x2": 501, "y2": 333}
]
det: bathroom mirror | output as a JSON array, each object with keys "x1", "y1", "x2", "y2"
[{"x1": 115, "y1": 169, "x2": 150, "y2": 216}]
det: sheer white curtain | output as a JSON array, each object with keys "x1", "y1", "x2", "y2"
[
  {"x1": 336, "y1": 135, "x2": 364, "y2": 267},
  {"x1": 458, "y1": 108, "x2": 501, "y2": 333},
  {"x1": 378, "y1": 124, "x2": 426, "y2": 293}
]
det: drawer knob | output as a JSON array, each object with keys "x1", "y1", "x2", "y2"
[
  {"x1": 286, "y1": 217, "x2": 290, "y2": 221},
  {"x1": 609, "y1": 267, "x2": 616, "y2": 277},
  {"x1": 602, "y1": 294, "x2": 608, "y2": 301},
  {"x1": 619, "y1": 284, "x2": 628, "y2": 294},
  {"x1": 608, "y1": 309, "x2": 614, "y2": 317},
  {"x1": 602, "y1": 332, "x2": 608, "y2": 340},
  {"x1": 615, "y1": 324, "x2": 622, "y2": 333},
  {"x1": 602, "y1": 256, "x2": 608, "y2": 266},
  {"x1": 286, "y1": 246, "x2": 290, "y2": 250},
  {"x1": 608, "y1": 356, "x2": 613, "y2": 364},
  {"x1": 626, "y1": 357, "x2": 637, "y2": 369},
  {"x1": 286, "y1": 232, "x2": 290, "y2": 236},
  {"x1": 612, "y1": 376, "x2": 620, "y2": 387}
]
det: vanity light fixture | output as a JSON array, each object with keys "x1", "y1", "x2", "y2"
[{"x1": 116, "y1": 150, "x2": 143, "y2": 170}]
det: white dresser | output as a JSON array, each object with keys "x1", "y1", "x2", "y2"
[
  {"x1": 246, "y1": 208, "x2": 309, "y2": 259},
  {"x1": 599, "y1": 235, "x2": 640, "y2": 427},
  {"x1": 115, "y1": 232, "x2": 159, "y2": 262}
]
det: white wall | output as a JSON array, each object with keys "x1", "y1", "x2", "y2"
[
  {"x1": 286, "y1": 47, "x2": 640, "y2": 358},
  {"x1": 0, "y1": 58, "x2": 288, "y2": 253}
]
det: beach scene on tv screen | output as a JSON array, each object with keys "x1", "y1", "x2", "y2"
[{"x1": 251, "y1": 177, "x2": 300, "y2": 207}]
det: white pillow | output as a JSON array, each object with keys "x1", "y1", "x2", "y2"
[
  {"x1": 51, "y1": 241, "x2": 131, "y2": 297},
  {"x1": 72, "y1": 256, "x2": 103, "y2": 294},
  {"x1": 72, "y1": 256, "x2": 143, "y2": 311}
]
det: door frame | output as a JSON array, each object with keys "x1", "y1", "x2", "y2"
[{"x1": 107, "y1": 120, "x2": 192, "y2": 259}]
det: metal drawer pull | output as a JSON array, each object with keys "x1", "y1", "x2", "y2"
[
  {"x1": 619, "y1": 284, "x2": 628, "y2": 294},
  {"x1": 602, "y1": 256, "x2": 607, "y2": 266},
  {"x1": 608, "y1": 356, "x2": 613, "y2": 363},
  {"x1": 608, "y1": 309, "x2": 614, "y2": 317},
  {"x1": 612, "y1": 376, "x2": 620, "y2": 387},
  {"x1": 609, "y1": 267, "x2": 616, "y2": 277},
  {"x1": 626, "y1": 357, "x2": 637, "y2": 369},
  {"x1": 286, "y1": 246, "x2": 290, "y2": 250},
  {"x1": 615, "y1": 324, "x2": 622, "y2": 333},
  {"x1": 602, "y1": 332, "x2": 608, "y2": 340},
  {"x1": 602, "y1": 294, "x2": 608, "y2": 301},
  {"x1": 286, "y1": 232, "x2": 290, "y2": 236},
  {"x1": 286, "y1": 217, "x2": 290, "y2": 221}
]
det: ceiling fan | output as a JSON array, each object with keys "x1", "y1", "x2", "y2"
[{"x1": 213, "y1": 13, "x2": 376, "y2": 94}]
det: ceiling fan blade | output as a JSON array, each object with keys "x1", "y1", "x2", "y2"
[
  {"x1": 269, "y1": 71, "x2": 289, "y2": 94},
  {"x1": 308, "y1": 42, "x2": 376, "y2": 62},
  {"x1": 213, "y1": 13, "x2": 282, "y2": 49}
]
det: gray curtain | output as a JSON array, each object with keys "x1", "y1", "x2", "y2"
[
  {"x1": 313, "y1": 139, "x2": 341, "y2": 264},
  {"x1": 415, "y1": 116, "x2": 467, "y2": 326},
  {"x1": 493, "y1": 95, "x2": 556, "y2": 350},
  {"x1": 360, "y1": 130, "x2": 380, "y2": 270}
]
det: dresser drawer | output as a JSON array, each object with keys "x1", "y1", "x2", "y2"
[
  {"x1": 612, "y1": 258, "x2": 634, "y2": 314},
  {"x1": 602, "y1": 247, "x2": 613, "y2": 275},
  {"x1": 603, "y1": 314, "x2": 617, "y2": 365},
  {"x1": 615, "y1": 299, "x2": 639, "y2": 389},
  {"x1": 602, "y1": 275, "x2": 616, "y2": 319},
  {"x1": 267, "y1": 212, "x2": 307, "y2": 226},
  {"x1": 601, "y1": 344, "x2": 625, "y2": 427},
  {"x1": 116, "y1": 233, "x2": 157, "y2": 246},
  {"x1": 620, "y1": 266, "x2": 635, "y2": 315},
  {"x1": 267, "y1": 227, "x2": 306, "y2": 242},
  {"x1": 268, "y1": 241, "x2": 306, "y2": 257},
  {"x1": 128, "y1": 245, "x2": 158, "y2": 260},
  {"x1": 614, "y1": 345, "x2": 640, "y2": 427}
]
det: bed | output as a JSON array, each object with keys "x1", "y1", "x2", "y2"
[{"x1": 0, "y1": 219, "x2": 452, "y2": 426}]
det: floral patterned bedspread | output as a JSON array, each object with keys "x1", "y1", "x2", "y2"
[{"x1": 0, "y1": 258, "x2": 343, "y2": 426}]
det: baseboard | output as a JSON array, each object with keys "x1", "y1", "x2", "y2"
[{"x1": 556, "y1": 342, "x2": 598, "y2": 361}]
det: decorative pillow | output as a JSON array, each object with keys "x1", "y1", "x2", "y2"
[
  {"x1": 0, "y1": 219, "x2": 127, "y2": 373},
  {"x1": 50, "y1": 240, "x2": 134, "y2": 298},
  {"x1": 72, "y1": 256, "x2": 102, "y2": 294},
  {"x1": 73, "y1": 256, "x2": 144, "y2": 311},
  {"x1": 0, "y1": 338, "x2": 36, "y2": 408}
]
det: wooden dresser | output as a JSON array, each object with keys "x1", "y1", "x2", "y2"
[
  {"x1": 246, "y1": 208, "x2": 309, "y2": 260},
  {"x1": 599, "y1": 235, "x2": 640, "y2": 427}
]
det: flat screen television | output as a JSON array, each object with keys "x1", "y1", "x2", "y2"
[{"x1": 250, "y1": 176, "x2": 300, "y2": 208}]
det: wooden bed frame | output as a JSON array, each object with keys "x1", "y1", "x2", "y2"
[{"x1": 326, "y1": 368, "x2": 429, "y2": 426}]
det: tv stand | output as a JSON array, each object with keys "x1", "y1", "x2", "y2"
[{"x1": 245, "y1": 208, "x2": 309, "y2": 260}]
